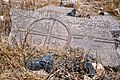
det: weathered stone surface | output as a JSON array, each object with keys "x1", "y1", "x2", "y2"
[
  {"x1": 10, "y1": 6, "x2": 120, "y2": 67},
  {"x1": 36, "y1": 5, "x2": 73, "y2": 16}
]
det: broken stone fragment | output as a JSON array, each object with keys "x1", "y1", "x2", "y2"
[
  {"x1": 115, "y1": 65, "x2": 120, "y2": 72},
  {"x1": 98, "y1": 11, "x2": 109, "y2": 16},
  {"x1": 84, "y1": 62, "x2": 96, "y2": 78},
  {"x1": 25, "y1": 52, "x2": 54, "y2": 73},
  {"x1": 83, "y1": 62, "x2": 105, "y2": 78},
  {"x1": 67, "y1": 8, "x2": 80, "y2": 17},
  {"x1": 67, "y1": 9, "x2": 76, "y2": 17},
  {"x1": 112, "y1": 64, "x2": 120, "y2": 72},
  {"x1": 26, "y1": 60, "x2": 44, "y2": 70}
]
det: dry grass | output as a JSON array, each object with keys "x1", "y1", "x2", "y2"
[
  {"x1": 0, "y1": 0, "x2": 11, "y2": 36},
  {"x1": 75, "y1": 0, "x2": 120, "y2": 19},
  {"x1": 11, "y1": 0, "x2": 61, "y2": 10},
  {"x1": 0, "y1": 36, "x2": 50, "y2": 80},
  {"x1": 0, "y1": 38, "x2": 120, "y2": 80},
  {"x1": 9, "y1": 0, "x2": 120, "y2": 20},
  {"x1": 97, "y1": 0, "x2": 120, "y2": 19}
]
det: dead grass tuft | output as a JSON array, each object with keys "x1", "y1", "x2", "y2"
[{"x1": 0, "y1": 39, "x2": 120, "y2": 79}]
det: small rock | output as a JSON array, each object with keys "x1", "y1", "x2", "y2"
[
  {"x1": 25, "y1": 52, "x2": 54, "y2": 73},
  {"x1": 26, "y1": 59, "x2": 43, "y2": 70},
  {"x1": 84, "y1": 62, "x2": 96, "y2": 78},
  {"x1": 112, "y1": 65, "x2": 120, "y2": 72},
  {"x1": 115, "y1": 65, "x2": 120, "y2": 72},
  {"x1": 39, "y1": 53, "x2": 54, "y2": 73},
  {"x1": 98, "y1": 11, "x2": 109, "y2": 16},
  {"x1": 67, "y1": 9, "x2": 76, "y2": 17},
  {"x1": 67, "y1": 8, "x2": 81, "y2": 17}
]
